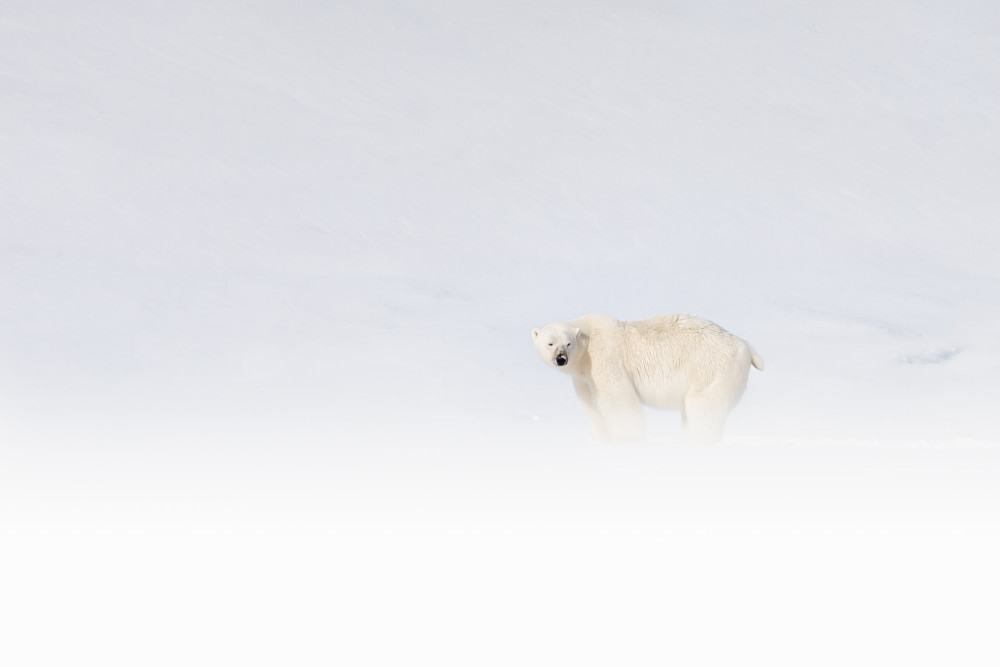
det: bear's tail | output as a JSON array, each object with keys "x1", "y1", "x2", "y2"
[{"x1": 748, "y1": 344, "x2": 765, "y2": 371}]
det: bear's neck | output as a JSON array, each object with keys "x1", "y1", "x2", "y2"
[{"x1": 570, "y1": 349, "x2": 591, "y2": 377}]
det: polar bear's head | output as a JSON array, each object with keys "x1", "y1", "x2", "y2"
[{"x1": 531, "y1": 323, "x2": 585, "y2": 372}]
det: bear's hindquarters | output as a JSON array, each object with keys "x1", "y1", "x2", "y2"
[{"x1": 681, "y1": 351, "x2": 753, "y2": 444}]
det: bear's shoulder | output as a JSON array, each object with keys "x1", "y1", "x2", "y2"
[{"x1": 570, "y1": 313, "x2": 620, "y2": 333}]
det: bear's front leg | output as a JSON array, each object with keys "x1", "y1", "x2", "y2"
[
  {"x1": 573, "y1": 378, "x2": 609, "y2": 441},
  {"x1": 594, "y1": 392, "x2": 645, "y2": 443}
]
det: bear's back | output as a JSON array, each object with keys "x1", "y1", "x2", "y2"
[
  {"x1": 622, "y1": 314, "x2": 747, "y2": 388},
  {"x1": 633, "y1": 313, "x2": 728, "y2": 337}
]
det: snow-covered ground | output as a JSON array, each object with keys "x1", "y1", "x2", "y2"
[{"x1": 3, "y1": 1, "x2": 1000, "y2": 665}]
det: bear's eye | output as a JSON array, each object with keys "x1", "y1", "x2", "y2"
[
  {"x1": 547, "y1": 343, "x2": 553, "y2": 347},
  {"x1": 567, "y1": 343, "x2": 571, "y2": 347}
]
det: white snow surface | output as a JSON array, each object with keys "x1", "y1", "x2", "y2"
[{"x1": 3, "y1": 2, "x2": 1000, "y2": 665}]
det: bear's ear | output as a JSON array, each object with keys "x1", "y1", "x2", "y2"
[
  {"x1": 572, "y1": 327, "x2": 581, "y2": 338},
  {"x1": 531, "y1": 328, "x2": 540, "y2": 340}
]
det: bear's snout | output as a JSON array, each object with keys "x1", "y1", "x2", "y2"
[{"x1": 555, "y1": 353, "x2": 568, "y2": 366}]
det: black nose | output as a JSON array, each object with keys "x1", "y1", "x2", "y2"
[{"x1": 556, "y1": 354, "x2": 568, "y2": 366}]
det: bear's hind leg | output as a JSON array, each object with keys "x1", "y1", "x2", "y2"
[{"x1": 681, "y1": 395, "x2": 728, "y2": 445}]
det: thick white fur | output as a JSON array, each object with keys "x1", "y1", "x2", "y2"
[{"x1": 531, "y1": 313, "x2": 764, "y2": 444}]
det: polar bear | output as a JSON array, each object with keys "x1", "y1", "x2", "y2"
[{"x1": 531, "y1": 314, "x2": 763, "y2": 444}]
